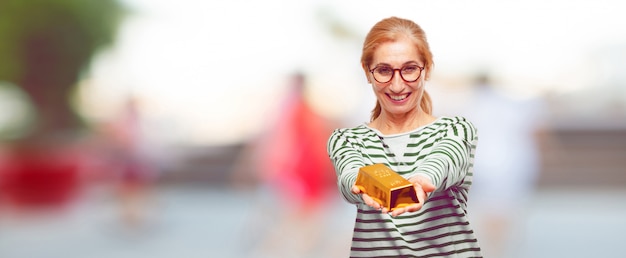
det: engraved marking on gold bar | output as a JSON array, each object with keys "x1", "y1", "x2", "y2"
[{"x1": 355, "y1": 164, "x2": 419, "y2": 211}]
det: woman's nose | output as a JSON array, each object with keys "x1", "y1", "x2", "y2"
[{"x1": 389, "y1": 71, "x2": 404, "y2": 92}]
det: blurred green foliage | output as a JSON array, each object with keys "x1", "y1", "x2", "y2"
[{"x1": 0, "y1": 0, "x2": 124, "y2": 141}]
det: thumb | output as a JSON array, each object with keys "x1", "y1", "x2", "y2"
[
  {"x1": 421, "y1": 181, "x2": 436, "y2": 193},
  {"x1": 413, "y1": 175, "x2": 436, "y2": 193}
]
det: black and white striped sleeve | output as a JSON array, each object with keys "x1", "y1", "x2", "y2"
[
  {"x1": 413, "y1": 117, "x2": 478, "y2": 190},
  {"x1": 327, "y1": 129, "x2": 366, "y2": 204}
]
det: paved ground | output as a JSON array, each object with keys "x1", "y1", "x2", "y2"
[{"x1": 1, "y1": 185, "x2": 625, "y2": 258}]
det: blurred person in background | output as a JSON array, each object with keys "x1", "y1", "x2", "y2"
[
  {"x1": 99, "y1": 96, "x2": 159, "y2": 230},
  {"x1": 327, "y1": 17, "x2": 483, "y2": 257},
  {"x1": 464, "y1": 73, "x2": 546, "y2": 258},
  {"x1": 231, "y1": 72, "x2": 337, "y2": 257}
]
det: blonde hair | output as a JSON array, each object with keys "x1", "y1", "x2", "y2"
[{"x1": 360, "y1": 17, "x2": 434, "y2": 121}]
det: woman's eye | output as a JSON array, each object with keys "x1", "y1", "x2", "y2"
[
  {"x1": 377, "y1": 67, "x2": 393, "y2": 75},
  {"x1": 402, "y1": 66, "x2": 418, "y2": 73}
]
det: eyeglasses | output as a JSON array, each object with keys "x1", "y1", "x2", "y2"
[{"x1": 369, "y1": 64, "x2": 424, "y2": 83}]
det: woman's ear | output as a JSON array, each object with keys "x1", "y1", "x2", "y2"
[{"x1": 362, "y1": 62, "x2": 372, "y2": 84}]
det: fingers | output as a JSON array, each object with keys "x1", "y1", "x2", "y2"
[
  {"x1": 410, "y1": 175, "x2": 435, "y2": 206},
  {"x1": 391, "y1": 207, "x2": 407, "y2": 217},
  {"x1": 412, "y1": 176, "x2": 436, "y2": 192},
  {"x1": 390, "y1": 203, "x2": 422, "y2": 217},
  {"x1": 351, "y1": 185, "x2": 362, "y2": 194},
  {"x1": 361, "y1": 193, "x2": 383, "y2": 210},
  {"x1": 414, "y1": 184, "x2": 426, "y2": 205},
  {"x1": 353, "y1": 185, "x2": 385, "y2": 211},
  {"x1": 421, "y1": 181, "x2": 436, "y2": 192},
  {"x1": 350, "y1": 185, "x2": 387, "y2": 212}
]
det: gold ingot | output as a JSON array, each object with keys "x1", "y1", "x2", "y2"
[{"x1": 355, "y1": 164, "x2": 418, "y2": 211}]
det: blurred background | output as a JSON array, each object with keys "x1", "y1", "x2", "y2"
[{"x1": 0, "y1": 0, "x2": 625, "y2": 257}]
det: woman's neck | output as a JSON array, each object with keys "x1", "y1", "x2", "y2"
[{"x1": 369, "y1": 110, "x2": 436, "y2": 135}]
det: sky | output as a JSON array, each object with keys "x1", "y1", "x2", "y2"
[{"x1": 76, "y1": 0, "x2": 626, "y2": 146}]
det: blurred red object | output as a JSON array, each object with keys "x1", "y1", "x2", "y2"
[{"x1": 0, "y1": 147, "x2": 82, "y2": 208}]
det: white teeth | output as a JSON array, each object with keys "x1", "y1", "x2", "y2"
[{"x1": 390, "y1": 94, "x2": 408, "y2": 101}]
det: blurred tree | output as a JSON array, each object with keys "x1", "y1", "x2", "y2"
[
  {"x1": 0, "y1": 0, "x2": 124, "y2": 144},
  {"x1": 0, "y1": 0, "x2": 125, "y2": 208}
]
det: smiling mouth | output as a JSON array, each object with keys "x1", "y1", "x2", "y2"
[{"x1": 388, "y1": 93, "x2": 410, "y2": 101}]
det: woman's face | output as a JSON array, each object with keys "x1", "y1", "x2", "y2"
[{"x1": 368, "y1": 37, "x2": 426, "y2": 118}]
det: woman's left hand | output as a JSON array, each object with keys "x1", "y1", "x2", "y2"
[{"x1": 389, "y1": 175, "x2": 436, "y2": 217}]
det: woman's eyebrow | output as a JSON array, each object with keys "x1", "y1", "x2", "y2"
[
  {"x1": 372, "y1": 61, "x2": 421, "y2": 68},
  {"x1": 376, "y1": 61, "x2": 420, "y2": 66},
  {"x1": 403, "y1": 61, "x2": 421, "y2": 66}
]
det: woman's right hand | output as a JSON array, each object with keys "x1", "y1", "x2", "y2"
[{"x1": 351, "y1": 185, "x2": 390, "y2": 213}]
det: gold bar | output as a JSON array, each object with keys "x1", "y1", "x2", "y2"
[{"x1": 355, "y1": 164, "x2": 418, "y2": 211}]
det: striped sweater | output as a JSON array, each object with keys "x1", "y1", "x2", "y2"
[{"x1": 327, "y1": 116, "x2": 482, "y2": 257}]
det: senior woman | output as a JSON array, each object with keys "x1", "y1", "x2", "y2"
[{"x1": 327, "y1": 17, "x2": 483, "y2": 257}]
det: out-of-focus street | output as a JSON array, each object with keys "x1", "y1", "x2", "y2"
[
  {"x1": 1, "y1": 184, "x2": 625, "y2": 258},
  {"x1": 0, "y1": 183, "x2": 353, "y2": 258}
]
